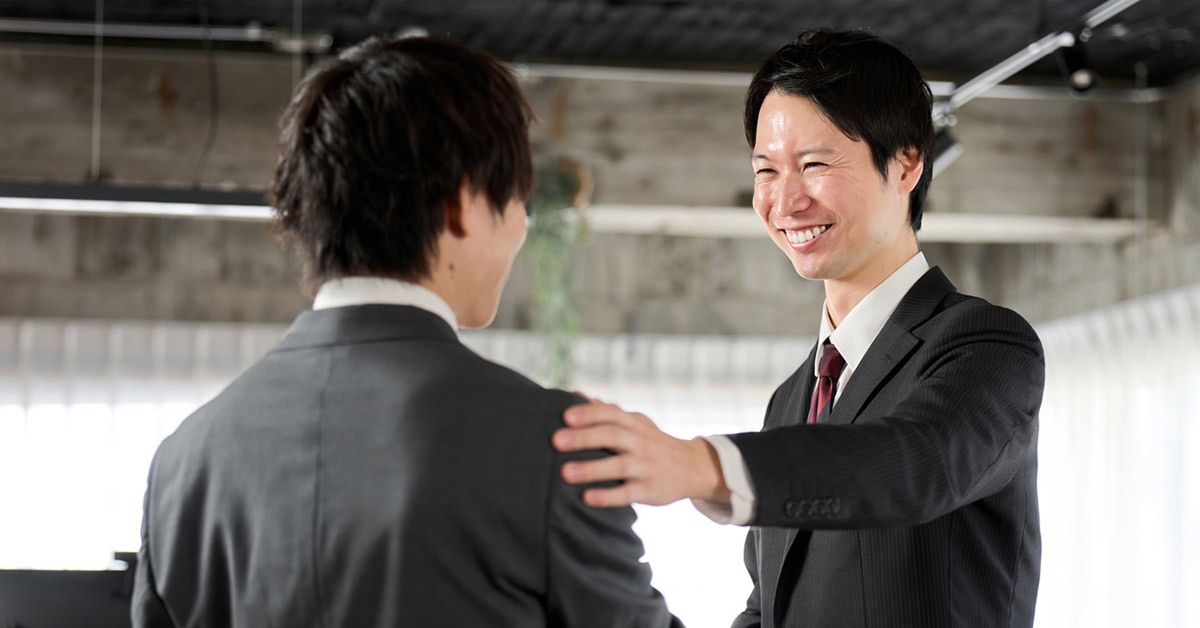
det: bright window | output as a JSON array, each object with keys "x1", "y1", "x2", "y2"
[{"x1": 2, "y1": 292, "x2": 1199, "y2": 628}]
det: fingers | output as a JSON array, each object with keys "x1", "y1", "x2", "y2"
[
  {"x1": 552, "y1": 423, "x2": 633, "y2": 453},
  {"x1": 561, "y1": 453, "x2": 635, "y2": 485},
  {"x1": 563, "y1": 402, "x2": 644, "y2": 428},
  {"x1": 580, "y1": 485, "x2": 635, "y2": 508},
  {"x1": 580, "y1": 480, "x2": 677, "y2": 508},
  {"x1": 553, "y1": 400, "x2": 685, "y2": 508}
]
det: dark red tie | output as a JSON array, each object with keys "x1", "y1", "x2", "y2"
[{"x1": 808, "y1": 340, "x2": 846, "y2": 424}]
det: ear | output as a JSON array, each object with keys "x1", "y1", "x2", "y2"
[
  {"x1": 894, "y1": 146, "x2": 924, "y2": 195},
  {"x1": 444, "y1": 180, "x2": 482, "y2": 238}
]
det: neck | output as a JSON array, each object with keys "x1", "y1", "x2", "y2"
[
  {"x1": 824, "y1": 241, "x2": 918, "y2": 328},
  {"x1": 419, "y1": 263, "x2": 466, "y2": 324},
  {"x1": 420, "y1": 234, "x2": 492, "y2": 329}
]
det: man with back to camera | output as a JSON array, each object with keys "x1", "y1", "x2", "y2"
[
  {"x1": 131, "y1": 35, "x2": 682, "y2": 628},
  {"x1": 553, "y1": 29, "x2": 1044, "y2": 628}
]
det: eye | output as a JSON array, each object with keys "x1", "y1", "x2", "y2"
[
  {"x1": 755, "y1": 167, "x2": 776, "y2": 176},
  {"x1": 803, "y1": 162, "x2": 828, "y2": 171}
]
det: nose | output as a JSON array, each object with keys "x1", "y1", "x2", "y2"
[{"x1": 758, "y1": 173, "x2": 811, "y2": 221}]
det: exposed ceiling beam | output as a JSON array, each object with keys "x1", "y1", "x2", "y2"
[
  {"x1": 0, "y1": 182, "x2": 269, "y2": 220},
  {"x1": 580, "y1": 205, "x2": 1149, "y2": 244},
  {"x1": 0, "y1": 19, "x2": 1181, "y2": 102},
  {"x1": 0, "y1": 183, "x2": 1150, "y2": 244},
  {"x1": 0, "y1": 18, "x2": 333, "y2": 53}
]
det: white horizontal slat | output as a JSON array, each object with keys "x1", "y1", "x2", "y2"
[{"x1": 580, "y1": 204, "x2": 1151, "y2": 244}]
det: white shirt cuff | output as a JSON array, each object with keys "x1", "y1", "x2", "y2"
[{"x1": 690, "y1": 434, "x2": 756, "y2": 526}]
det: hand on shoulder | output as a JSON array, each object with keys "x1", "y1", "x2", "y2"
[{"x1": 552, "y1": 400, "x2": 729, "y2": 508}]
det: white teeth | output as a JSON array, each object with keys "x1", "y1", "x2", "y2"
[{"x1": 783, "y1": 225, "x2": 827, "y2": 244}]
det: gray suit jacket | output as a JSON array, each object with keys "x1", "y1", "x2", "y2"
[
  {"x1": 730, "y1": 267, "x2": 1043, "y2": 628},
  {"x1": 132, "y1": 305, "x2": 681, "y2": 628}
]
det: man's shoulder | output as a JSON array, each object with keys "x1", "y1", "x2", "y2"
[
  {"x1": 936, "y1": 290, "x2": 1037, "y2": 332},
  {"x1": 917, "y1": 290, "x2": 1043, "y2": 360},
  {"x1": 440, "y1": 342, "x2": 583, "y2": 409},
  {"x1": 161, "y1": 333, "x2": 583, "y2": 456}
]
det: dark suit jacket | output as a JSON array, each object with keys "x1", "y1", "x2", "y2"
[
  {"x1": 729, "y1": 267, "x2": 1043, "y2": 628},
  {"x1": 132, "y1": 305, "x2": 681, "y2": 628}
]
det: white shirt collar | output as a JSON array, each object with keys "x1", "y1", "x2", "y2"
[
  {"x1": 816, "y1": 252, "x2": 930, "y2": 377},
  {"x1": 312, "y1": 277, "x2": 459, "y2": 336}
]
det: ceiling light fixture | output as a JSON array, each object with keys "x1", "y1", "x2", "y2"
[
  {"x1": 930, "y1": 0, "x2": 1143, "y2": 177},
  {"x1": 1057, "y1": 38, "x2": 1101, "y2": 93},
  {"x1": 0, "y1": 182, "x2": 272, "y2": 221}
]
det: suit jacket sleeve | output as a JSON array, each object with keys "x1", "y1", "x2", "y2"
[
  {"x1": 543, "y1": 395, "x2": 684, "y2": 628},
  {"x1": 131, "y1": 451, "x2": 177, "y2": 628},
  {"x1": 731, "y1": 303, "x2": 1044, "y2": 529}
]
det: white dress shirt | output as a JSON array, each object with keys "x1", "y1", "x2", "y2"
[
  {"x1": 312, "y1": 277, "x2": 459, "y2": 336},
  {"x1": 694, "y1": 252, "x2": 930, "y2": 525}
]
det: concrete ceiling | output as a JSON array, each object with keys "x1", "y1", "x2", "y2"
[{"x1": 0, "y1": 0, "x2": 1198, "y2": 86}]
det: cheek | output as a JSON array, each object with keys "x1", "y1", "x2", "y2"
[
  {"x1": 752, "y1": 184, "x2": 774, "y2": 218},
  {"x1": 806, "y1": 176, "x2": 836, "y2": 201}
]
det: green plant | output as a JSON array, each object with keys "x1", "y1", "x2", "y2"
[{"x1": 525, "y1": 157, "x2": 589, "y2": 388}]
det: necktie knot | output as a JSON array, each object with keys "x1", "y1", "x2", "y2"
[
  {"x1": 808, "y1": 340, "x2": 845, "y2": 424},
  {"x1": 819, "y1": 341, "x2": 846, "y2": 380}
]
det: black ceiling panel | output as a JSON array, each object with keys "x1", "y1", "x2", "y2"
[{"x1": 1, "y1": 0, "x2": 1197, "y2": 85}]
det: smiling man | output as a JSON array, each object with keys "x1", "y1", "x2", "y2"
[{"x1": 554, "y1": 29, "x2": 1045, "y2": 628}]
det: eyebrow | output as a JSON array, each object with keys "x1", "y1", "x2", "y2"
[{"x1": 752, "y1": 147, "x2": 837, "y2": 161}]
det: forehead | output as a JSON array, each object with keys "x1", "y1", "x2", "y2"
[{"x1": 753, "y1": 91, "x2": 847, "y2": 153}]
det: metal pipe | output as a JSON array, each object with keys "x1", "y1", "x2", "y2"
[
  {"x1": 291, "y1": 0, "x2": 302, "y2": 87},
  {"x1": 1134, "y1": 61, "x2": 1150, "y2": 296},
  {"x1": 948, "y1": 31, "x2": 1076, "y2": 111},
  {"x1": 89, "y1": 0, "x2": 103, "y2": 183},
  {"x1": 1084, "y1": 0, "x2": 1145, "y2": 29},
  {"x1": 516, "y1": 63, "x2": 1179, "y2": 104},
  {"x1": 962, "y1": 83, "x2": 1167, "y2": 104},
  {"x1": 944, "y1": 0, "x2": 1146, "y2": 116},
  {"x1": 0, "y1": 18, "x2": 263, "y2": 41},
  {"x1": 0, "y1": 17, "x2": 332, "y2": 53}
]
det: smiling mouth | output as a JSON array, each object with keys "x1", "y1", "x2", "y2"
[{"x1": 782, "y1": 225, "x2": 829, "y2": 244}]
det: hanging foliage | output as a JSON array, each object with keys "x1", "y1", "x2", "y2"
[{"x1": 525, "y1": 156, "x2": 591, "y2": 388}]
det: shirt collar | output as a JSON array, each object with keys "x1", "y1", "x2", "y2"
[
  {"x1": 816, "y1": 252, "x2": 930, "y2": 376},
  {"x1": 312, "y1": 277, "x2": 459, "y2": 336}
]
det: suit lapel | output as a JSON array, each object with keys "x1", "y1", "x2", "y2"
[
  {"x1": 827, "y1": 320, "x2": 918, "y2": 425},
  {"x1": 827, "y1": 266, "x2": 957, "y2": 426}
]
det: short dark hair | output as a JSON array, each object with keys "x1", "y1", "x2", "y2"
[
  {"x1": 744, "y1": 29, "x2": 934, "y2": 231},
  {"x1": 269, "y1": 36, "x2": 533, "y2": 290}
]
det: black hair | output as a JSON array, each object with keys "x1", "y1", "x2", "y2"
[
  {"x1": 269, "y1": 35, "x2": 533, "y2": 290},
  {"x1": 744, "y1": 29, "x2": 935, "y2": 230}
]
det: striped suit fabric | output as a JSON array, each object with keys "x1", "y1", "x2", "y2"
[{"x1": 729, "y1": 267, "x2": 1044, "y2": 628}]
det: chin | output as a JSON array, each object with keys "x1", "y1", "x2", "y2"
[{"x1": 786, "y1": 256, "x2": 821, "y2": 281}]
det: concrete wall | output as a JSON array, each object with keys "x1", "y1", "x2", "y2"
[
  {"x1": 0, "y1": 42, "x2": 1194, "y2": 334},
  {"x1": 0, "y1": 212, "x2": 308, "y2": 322},
  {"x1": 999, "y1": 79, "x2": 1200, "y2": 322}
]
